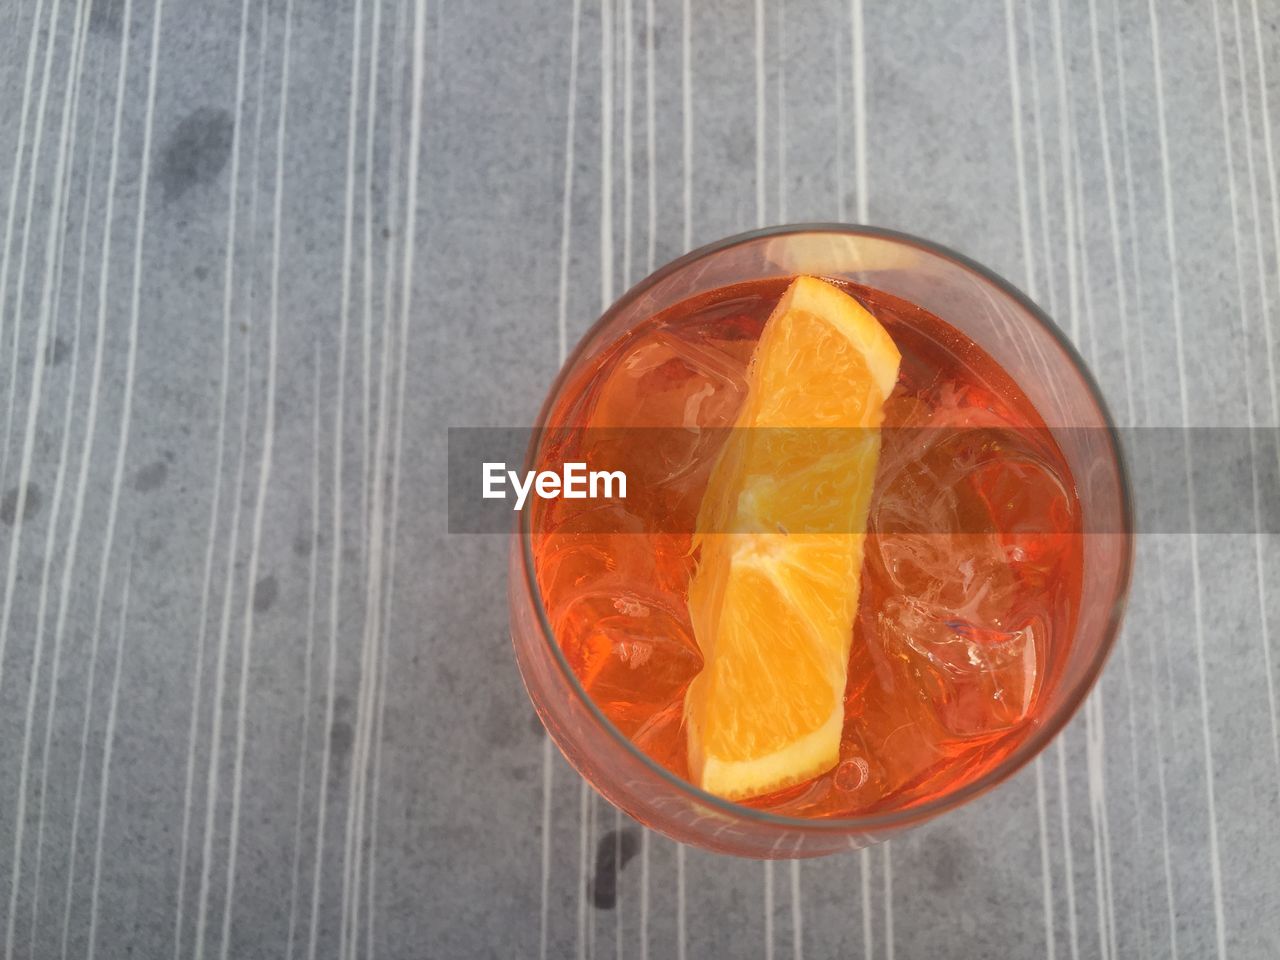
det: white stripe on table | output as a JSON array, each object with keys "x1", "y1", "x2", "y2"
[
  {"x1": 1146, "y1": 1, "x2": 1227, "y2": 956},
  {"x1": 2, "y1": 0, "x2": 92, "y2": 954},
  {"x1": 26, "y1": 48, "x2": 105, "y2": 958},
  {"x1": 0, "y1": 0, "x2": 61, "y2": 498},
  {"x1": 84, "y1": 560, "x2": 132, "y2": 960},
  {"x1": 57, "y1": 0, "x2": 142, "y2": 952}
]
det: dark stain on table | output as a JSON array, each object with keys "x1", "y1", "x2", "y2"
[
  {"x1": 0, "y1": 483, "x2": 41, "y2": 525},
  {"x1": 253, "y1": 574, "x2": 279, "y2": 614},
  {"x1": 134, "y1": 460, "x2": 169, "y2": 492},
  {"x1": 589, "y1": 828, "x2": 641, "y2": 910},
  {"x1": 158, "y1": 107, "x2": 235, "y2": 202}
]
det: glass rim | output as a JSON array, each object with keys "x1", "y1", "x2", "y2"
[{"x1": 517, "y1": 222, "x2": 1135, "y2": 835}]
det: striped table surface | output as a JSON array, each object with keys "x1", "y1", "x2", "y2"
[{"x1": 1, "y1": 0, "x2": 1278, "y2": 957}]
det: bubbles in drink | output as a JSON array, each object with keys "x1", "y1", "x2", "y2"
[{"x1": 834, "y1": 757, "x2": 870, "y2": 792}]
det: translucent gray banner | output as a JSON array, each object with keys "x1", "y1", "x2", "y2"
[{"x1": 446, "y1": 427, "x2": 1280, "y2": 534}]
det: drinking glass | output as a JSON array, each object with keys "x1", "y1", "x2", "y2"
[{"x1": 509, "y1": 225, "x2": 1133, "y2": 858}]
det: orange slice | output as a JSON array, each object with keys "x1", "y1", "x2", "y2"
[{"x1": 684, "y1": 276, "x2": 901, "y2": 801}]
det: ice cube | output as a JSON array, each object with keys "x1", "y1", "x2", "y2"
[
  {"x1": 589, "y1": 329, "x2": 748, "y2": 432},
  {"x1": 541, "y1": 329, "x2": 748, "y2": 550},
  {"x1": 554, "y1": 585, "x2": 703, "y2": 736},
  {"x1": 864, "y1": 530, "x2": 1043, "y2": 738},
  {"x1": 861, "y1": 393, "x2": 1079, "y2": 740},
  {"x1": 630, "y1": 698, "x2": 689, "y2": 778}
]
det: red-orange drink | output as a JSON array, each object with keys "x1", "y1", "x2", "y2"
[{"x1": 531, "y1": 277, "x2": 1082, "y2": 819}]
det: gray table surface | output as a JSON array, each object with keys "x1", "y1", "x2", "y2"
[{"x1": 2, "y1": 0, "x2": 1279, "y2": 957}]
